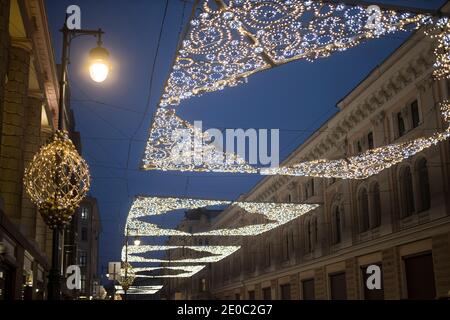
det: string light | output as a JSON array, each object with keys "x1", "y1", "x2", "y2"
[
  {"x1": 158, "y1": 0, "x2": 434, "y2": 108},
  {"x1": 116, "y1": 285, "x2": 163, "y2": 295},
  {"x1": 142, "y1": 108, "x2": 258, "y2": 173},
  {"x1": 141, "y1": 1, "x2": 450, "y2": 178},
  {"x1": 261, "y1": 100, "x2": 450, "y2": 179},
  {"x1": 125, "y1": 196, "x2": 319, "y2": 237},
  {"x1": 122, "y1": 245, "x2": 241, "y2": 263},
  {"x1": 133, "y1": 265, "x2": 206, "y2": 278},
  {"x1": 23, "y1": 130, "x2": 91, "y2": 229}
]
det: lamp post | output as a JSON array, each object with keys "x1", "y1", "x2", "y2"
[
  {"x1": 120, "y1": 226, "x2": 139, "y2": 300},
  {"x1": 49, "y1": 24, "x2": 110, "y2": 301}
]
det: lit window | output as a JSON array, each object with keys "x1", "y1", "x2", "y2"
[{"x1": 81, "y1": 207, "x2": 89, "y2": 220}]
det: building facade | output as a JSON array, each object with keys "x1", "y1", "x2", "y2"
[
  {"x1": 0, "y1": 0, "x2": 101, "y2": 300},
  {"x1": 0, "y1": 0, "x2": 60, "y2": 300},
  {"x1": 63, "y1": 197, "x2": 101, "y2": 299},
  {"x1": 172, "y1": 26, "x2": 450, "y2": 300}
]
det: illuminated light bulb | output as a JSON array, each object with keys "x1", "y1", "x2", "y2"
[{"x1": 88, "y1": 46, "x2": 110, "y2": 83}]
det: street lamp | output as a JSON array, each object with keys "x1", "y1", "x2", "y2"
[
  {"x1": 88, "y1": 44, "x2": 110, "y2": 83},
  {"x1": 23, "y1": 22, "x2": 111, "y2": 301}
]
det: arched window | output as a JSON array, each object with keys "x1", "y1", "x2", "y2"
[
  {"x1": 399, "y1": 166, "x2": 415, "y2": 217},
  {"x1": 358, "y1": 188, "x2": 370, "y2": 232},
  {"x1": 417, "y1": 158, "x2": 431, "y2": 212},
  {"x1": 333, "y1": 206, "x2": 342, "y2": 244},
  {"x1": 370, "y1": 183, "x2": 381, "y2": 228}
]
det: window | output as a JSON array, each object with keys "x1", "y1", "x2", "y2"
[
  {"x1": 357, "y1": 140, "x2": 363, "y2": 153},
  {"x1": 404, "y1": 253, "x2": 436, "y2": 299},
  {"x1": 310, "y1": 179, "x2": 315, "y2": 196},
  {"x1": 411, "y1": 100, "x2": 420, "y2": 128},
  {"x1": 81, "y1": 227, "x2": 88, "y2": 241},
  {"x1": 370, "y1": 183, "x2": 381, "y2": 228},
  {"x1": 397, "y1": 112, "x2": 405, "y2": 137},
  {"x1": 314, "y1": 217, "x2": 319, "y2": 244},
  {"x1": 367, "y1": 132, "x2": 374, "y2": 150},
  {"x1": 358, "y1": 188, "x2": 370, "y2": 232},
  {"x1": 417, "y1": 158, "x2": 431, "y2": 212},
  {"x1": 262, "y1": 287, "x2": 271, "y2": 300},
  {"x1": 248, "y1": 290, "x2": 255, "y2": 300},
  {"x1": 333, "y1": 206, "x2": 342, "y2": 244},
  {"x1": 79, "y1": 251, "x2": 87, "y2": 266},
  {"x1": 200, "y1": 278, "x2": 207, "y2": 292},
  {"x1": 288, "y1": 194, "x2": 292, "y2": 203},
  {"x1": 80, "y1": 274, "x2": 86, "y2": 293},
  {"x1": 302, "y1": 279, "x2": 315, "y2": 300},
  {"x1": 306, "y1": 221, "x2": 312, "y2": 253},
  {"x1": 399, "y1": 166, "x2": 415, "y2": 217},
  {"x1": 329, "y1": 272, "x2": 347, "y2": 300},
  {"x1": 280, "y1": 284, "x2": 291, "y2": 300},
  {"x1": 80, "y1": 206, "x2": 89, "y2": 220},
  {"x1": 282, "y1": 229, "x2": 290, "y2": 261}
]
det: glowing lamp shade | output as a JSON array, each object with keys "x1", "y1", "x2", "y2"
[{"x1": 88, "y1": 46, "x2": 110, "y2": 83}]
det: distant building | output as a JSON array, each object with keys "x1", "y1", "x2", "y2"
[
  {"x1": 63, "y1": 197, "x2": 101, "y2": 299},
  {"x1": 172, "y1": 18, "x2": 450, "y2": 300},
  {"x1": 162, "y1": 208, "x2": 222, "y2": 300}
]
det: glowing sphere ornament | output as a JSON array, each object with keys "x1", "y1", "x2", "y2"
[{"x1": 23, "y1": 130, "x2": 91, "y2": 229}]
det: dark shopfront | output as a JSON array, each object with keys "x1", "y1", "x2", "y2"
[{"x1": 0, "y1": 208, "x2": 49, "y2": 300}]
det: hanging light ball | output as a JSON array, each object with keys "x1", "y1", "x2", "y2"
[{"x1": 23, "y1": 130, "x2": 91, "y2": 229}]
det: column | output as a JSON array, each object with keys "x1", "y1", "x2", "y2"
[
  {"x1": 345, "y1": 257, "x2": 360, "y2": 299},
  {"x1": 20, "y1": 94, "x2": 42, "y2": 239},
  {"x1": 314, "y1": 266, "x2": 327, "y2": 299},
  {"x1": 382, "y1": 247, "x2": 402, "y2": 299},
  {"x1": 0, "y1": 42, "x2": 31, "y2": 225},
  {"x1": 432, "y1": 232, "x2": 450, "y2": 298}
]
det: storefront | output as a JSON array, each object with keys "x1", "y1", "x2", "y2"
[{"x1": 0, "y1": 209, "x2": 49, "y2": 300}]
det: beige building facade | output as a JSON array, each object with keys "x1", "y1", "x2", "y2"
[{"x1": 172, "y1": 25, "x2": 450, "y2": 300}]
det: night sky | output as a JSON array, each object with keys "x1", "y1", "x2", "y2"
[{"x1": 44, "y1": 0, "x2": 447, "y2": 277}]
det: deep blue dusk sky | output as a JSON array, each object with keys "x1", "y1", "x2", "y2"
[{"x1": 44, "y1": 0, "x2": 447, "y2": 274}]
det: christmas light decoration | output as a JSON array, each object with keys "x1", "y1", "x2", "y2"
[
  {"x1": 141, "y1": 1, "x2": 450, "y2": 178},
  {"x1": 261, "y1": 100, "x2": 450, "y2": 179},
  {"x1": 23, "y1": 130, "x2": 91, "y2": 229},
  {"x1": 142, "y1": 108, "x2": 257, "y2": 173},
  {"x1": 425, "y1": 17, "x2": 450, "y2": 79},
  {"x1": 116, "y1": 285, "x2": 163, "y2": 295},
  {"x1": 159, "y1": 0, "x2": 434, "y2": 108},
  {"x1": 133, "y1": 265, "x2": 206, "y2": 278},
  {"x1": 122, "y1": 245, "x2": 241, "y2": 263},
  {"x1": 125, "y1": 196, "x2": 318, "y2": 237}
]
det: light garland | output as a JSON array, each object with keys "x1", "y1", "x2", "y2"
[
  {"x1": 133, "y1": 265, "x2": 206, "y2": 278},
  {"x1": 126, "y1": 196, "x2": 230, "y2": 235},
  {"x1": 142, "y1": 108, "x2": 258, "y2": 173},
  {"x1": 425, "y1": 17, "x2": 450, "y2": 79},
  {"x1": 23, "y1": 130, "x2": 91, "y2": 229},
  {"x1": 261, "y1": 100, "x2": 450, "y2": 179},
  {"x1": 116, "y1": 285, "x2": 163, "y2": 295},
  {"x1": 122, "y1": 245, "x2": 241, "y2": 263},
  {"x1": 159, "y1": 0, "x2": 434, "y2": 108},
  {"x1": 141, "y1": 1, "x2": 450, "y2": 179},
  {"x1": 125, "y1": 196, "x2": 318, "y2": 237}
]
